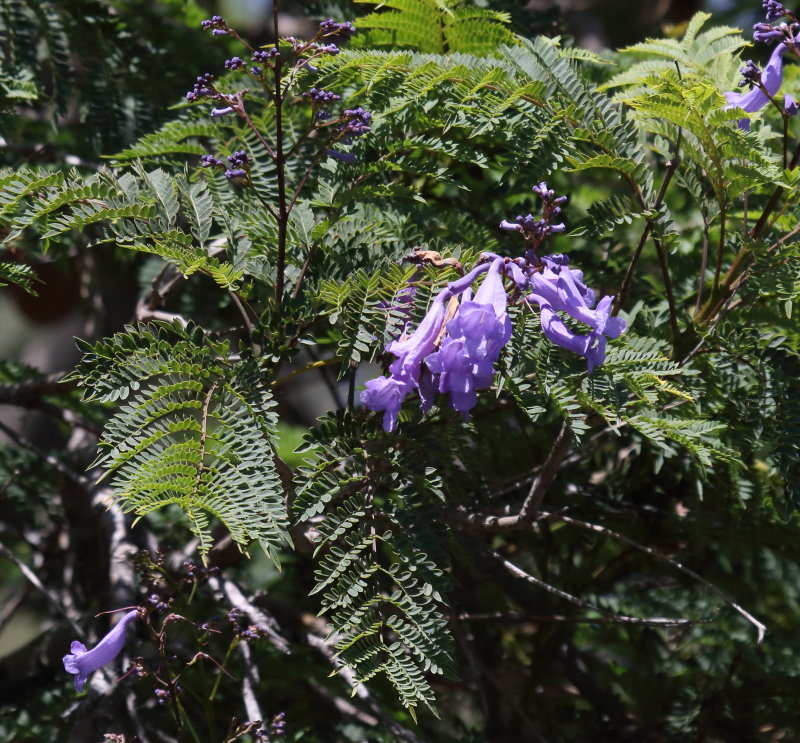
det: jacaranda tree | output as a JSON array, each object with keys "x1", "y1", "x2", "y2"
[{"x1": 1, "y1": 0, "x2": 799, "y2": 740}]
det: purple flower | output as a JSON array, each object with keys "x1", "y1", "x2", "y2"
[
  {"x1": 527, "y1": 256, "x2": 626, "y2": 373},
  {"x1": 63, "y1": 610, "x2": 139, "y2": 691},
  {"x1": 724, "y1": 43, "x2": 787, "y2": 129},
  {"x1": 425, "y1": 258, "x2": 512, "y2": 418},
  {"x1": 361, "y1": 293, "x2": 448, "y2": 431},
  {"x1": 785, "y1": 93, "x2": 798, "y2": 114},
  {"x1": 360, "y1": 376, "x2": 407, "y2": 433},
  {"x1": 386, "y1": 293, "x2": 448, "y2": 388}
]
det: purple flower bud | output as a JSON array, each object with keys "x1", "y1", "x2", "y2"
[
  {"x1": 319, "y1": 19, "x2": 357, "y2": 41},
  {"x1": 253, "y1": 48, "x2": 280, "y2": 63},
  {"x1": 499, "y1": 219, "x2": 522, "y2": 232},
  {"x1": 753, "y1": 22, "x2": 787, "y2": 42},
  {"x1": 250, "y1": 66, "x2": 262, "y2": 75},
  {"x1": 224, "y1": 56, "x2": 247, "y2": 71},
  {"x1": 785, "y1": 93, "x2": 798, "y2": 115},
  {"x1": 739, "y1": 59, "x2": 761, "y2": 89},
  {"x1": 763, "y1": 1, "x2": 788, "y2": 22},
  {"x1": 211, "y1": 106, "x2": 234, "y2": 117},
  {"x1": 212, "y1": 28, "x2": 228, "y2": 36},
  {"x1": 225, "y1": 169, "x2": 247, "y2": 180},
  {"x1": 63, "y1": 610, "x2": 139, "y2": 691}
]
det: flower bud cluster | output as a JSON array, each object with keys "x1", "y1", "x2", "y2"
[
  {"x1": 252, "y1": 48, "x2": 280, "y2": 64},
  {"x1": 225, "y1": 150, "x2": 252, "y2": 180},
  {"x1": 181, "y1": 560, "x2": 219, "y2": 584},
  {"x1": 337, "y1": 107, "x2": 372, "y2": 140},
  {"x1": 201, "y1": 15, "x2": 229, "y2": 35},
  {"x1": 224, "y1": 56, "x2": 247, "y2": 71},
  {"x1": 499, "y1": 182, "x2": 567, "y2": 243},
  {"x1": 303, "y1": 87, "x2": 341, "y2": 120},
  {"x1": 764, "y1": 1, "x2": 790, "y2": 21},
  {"x1": 319, "y1": 19, "x2": 357, "y2": 41},
  {"x1": 362, "y1": 182, "x2": 627, "y2": 431},
  {"x1": 146, "y1": 593, "x2": 173, "y2": 611},
  {"x1": 739, "y1": 59, "x2": 762, "y2": 88},
  {"x1": 155, "y1": 685, "x2": 181, "y2": 705},
  {"x1": 185, "y1": 73, "x2": 215, "y2": 102},
  {"x1": 227, "y1": 607, "x2": 267, "y2": 642},
  {"x1": 255, "y1": 712, "x2": 287, "y2": 741}
]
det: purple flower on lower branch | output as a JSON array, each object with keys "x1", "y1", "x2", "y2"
[
  {"x1": 528, "y1": 255, "x2": 626, "y2": 372},
  {"x1": 724, "y1": 43, "x2": 787, "y2": 130},
  {"x1": 63, "y1": 610, "x2": 139, "y2": 691}
]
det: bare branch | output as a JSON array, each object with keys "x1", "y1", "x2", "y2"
[
  {"x1": 550, "y1": 511, "x2": 767, "y2": 642},
  {"x1": 497, "y1": 550, "x2": 700, "y2": 628}
]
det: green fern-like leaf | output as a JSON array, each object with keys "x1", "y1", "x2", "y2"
[
  {"x1": 68, "y1": 321, "x2": 288, "y2": 560},
  {"x1": 294, "y1": 412, "x2": 456, "y2": 714}
]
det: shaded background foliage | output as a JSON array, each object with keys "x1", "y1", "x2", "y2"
[{"x1": 1, "y1": 1, "x2": 799, "y2": 742}]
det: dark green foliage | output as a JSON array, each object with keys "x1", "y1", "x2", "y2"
[
  {"x1": 2, "y1": 2, "x2": 800, "y2": 741},
  {"x1": 295, "y1": 412, "x2": 456, "y2": 715}
]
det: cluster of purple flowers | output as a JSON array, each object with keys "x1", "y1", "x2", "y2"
[
  {"x1": 185, "y1": 73, "x2": 215, "y2": 103},
  {"x1": 224, "y1": 56, "x2": 247, "y2": 71},
  {"x1": 724, "y1": 2, "x2": 800, "y2": 127},
  {"x1": 338, "y1": 107, "x2": 372, "y2": 138},
  {"x1": 225, "y1": 150, "x2": 251, "y2": 180},
  {"x1": 319, "y1": 19, "x2": 357, "y2": 41},
  {"x1": 361, "y1": 183, "x2": 627, "y2": 432},
  {"x1": 764, "y1": 0, "x2": 790, "y2": 21},
  {"x1": 201, "y1": 14, "x2": 228, "y2": 36}
]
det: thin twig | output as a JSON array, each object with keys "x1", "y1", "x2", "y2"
[
  {"x1": 614, "y1": 124, "x2": 682, "y2": 316},
  {"x1": 694, "y1": 211, "x2": 711, "y2": 315},
  {"x1": 498, "y1": 552, "x2": 698, "y2": 628},
  {"x1": 0, "y1": 540, "x2": 86, "y2": 637},
  {"x1": 548, "y1": 512, "x2": 767, "y2": 642},
  {"x1": 456, "y1": 422, "x2": 571, "y2": 530},
  {"x1": 0, "y1": 418, "x2": 92, "y2": 488}
]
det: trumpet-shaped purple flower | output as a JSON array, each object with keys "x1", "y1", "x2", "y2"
[
  {"x1": 63, "y1": 610, "x2": 139, "y2": 691},
  {"x1": 528, "y1": 255, "x2": 626, "y2": 372},
  {"x1": 725, "y1": 43, "x2": 787, "y2": 129},
  {"x1": 425, "y1": 258, "x2": 512, "y2": 417},
  {"x1": 361, "y1": 293, "x2": 448, "y2": 431}
]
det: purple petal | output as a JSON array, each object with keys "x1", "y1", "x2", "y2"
[{"x1": 360, "y1": 376, "x2": 407, "y2": 432}]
